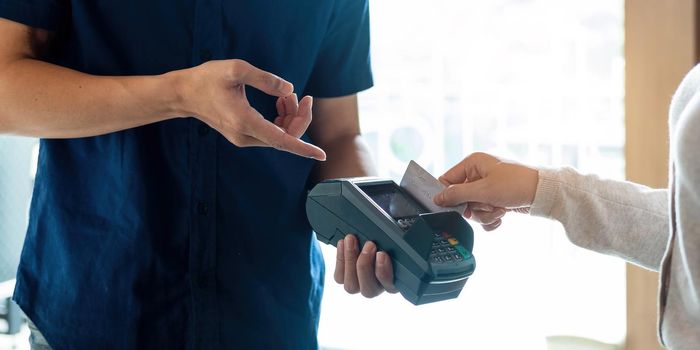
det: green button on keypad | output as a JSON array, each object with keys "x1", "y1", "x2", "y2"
[{"x1": 456, "y1": 245, "x2": 471, "y2": 259}]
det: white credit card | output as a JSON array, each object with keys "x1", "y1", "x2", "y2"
[{"x1": 400, "y1": 160, "x2": 467, "y2": 215}]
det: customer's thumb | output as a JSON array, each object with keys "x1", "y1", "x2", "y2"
[{"x1": 434, "y1": 181, "x2": 485, "y2": 207}]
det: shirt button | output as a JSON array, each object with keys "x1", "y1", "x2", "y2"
[
  {"x1": 197, "y1": 201, "x2": 208, "y2": 215},
  {"x1": 198, "y1": 124, "x2": 210, "y2": 136},
  {"x1": 200, "y1": 49, "x2": 212, "y2": 62}
]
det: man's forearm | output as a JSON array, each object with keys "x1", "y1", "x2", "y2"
[
  {"x1": 0, "y1": 58, "x2": 182, "y2": 138},
  {"x1": 313, "y1": 134, "x2": 376, "y2": 181}
]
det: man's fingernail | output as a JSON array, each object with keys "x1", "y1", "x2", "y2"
[
  {"x1": 310, "y1": 152, "x2": 327, "y2": 161},
  {"x1": 377, "y1": 252, "x2": 387, "y2": 265},
  {"x1": 281, "y1": 82, "x2": 294, "y2": 94},
  {"x1": 337, "y1": 239, "x2": 344, "y2": 251},
  {"x1": 362, "y1": 242, "x2": 376, "y2": 255}
]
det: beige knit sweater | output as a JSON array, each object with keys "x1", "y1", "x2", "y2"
[{"x1": 529, "y1": 64, "x2": 700, "y2": 350}]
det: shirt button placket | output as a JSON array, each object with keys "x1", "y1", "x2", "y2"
[
  {"x1": 190, "y1": 0, "x2": 222, "y2": 347},
  {"x1": 196, "y1": 201, "x2": 208, "y2": 215}
]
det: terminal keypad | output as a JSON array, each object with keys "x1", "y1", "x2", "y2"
[{"x1": 430, "y1": 231, "x2": 471, "y2": 265}]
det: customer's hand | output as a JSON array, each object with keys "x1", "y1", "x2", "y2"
[
  {"x1": 434, "y1": 152, "x2": 538, "y2": 231},
  {"x1": 334, "y1": 234, "x2": 397, "y2": 298},
  {"x1": 173, "y1": 59, "x2": 326, "y2": 160}
]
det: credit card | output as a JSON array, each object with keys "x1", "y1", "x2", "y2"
[{"x1": 400, "y1": 160, "x2": 468, "y2": 215}]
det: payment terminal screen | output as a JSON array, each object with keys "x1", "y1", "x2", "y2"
[{"x1": 359, "y1": 183, "x2": 426, "y2": 220}]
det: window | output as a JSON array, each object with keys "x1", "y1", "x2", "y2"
[
  {"x1": 0, "y1": 137, "x2": 36, "y2": 283},
  {"x1": 318, "y1": 1, "x2": 625, "y2": 349},
  {"x1": 0, "y1": 137, "x2": 36, "y2": 347}
]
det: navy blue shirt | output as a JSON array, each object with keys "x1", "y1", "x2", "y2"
[{"x1": 0, "y1": 1, "x2": 372, "y2": 349}]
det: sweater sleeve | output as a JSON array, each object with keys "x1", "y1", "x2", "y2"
[{"x1": 529, "y1": 167, "x2": 669, "y2": 271}]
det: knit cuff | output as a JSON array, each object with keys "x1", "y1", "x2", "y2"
[{"x1": 529, "y1": 167, "x2": 562, "y2": 218}]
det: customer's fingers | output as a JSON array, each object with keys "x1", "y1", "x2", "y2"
[
  {"x1": 462, "y1": 206, "x2": 473, "y2": 219},
  {"x1": 470, "y1": 202, "x2": 494, "y2": 212},
  {"x1": 435, "y1": 181, "x2": 487, "y2": 207},
  {"x1": 439, "y1": 152, "x2": 493, "y2": 185},
  {"x1": 439, "y1": 162, "x2": 469, "y2": 186},
  {"x1": 482, "y1": 219, "x2": 503, "y2": 231},
  {"x1": 471, "y1": 207, "x2": 506, "y2": 225}
]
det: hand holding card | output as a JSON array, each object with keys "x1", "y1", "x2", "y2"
[{"x1": 400, "y1": 160, "x2": 468, "y2": 215}]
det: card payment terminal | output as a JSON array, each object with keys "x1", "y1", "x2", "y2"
[{"x1": 306, "y1": 177, "x2": 476, "y2": 305}]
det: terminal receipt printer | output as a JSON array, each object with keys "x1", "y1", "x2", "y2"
[{"x1": 306, "y1": 165, "x2": 476, "y2": 305}]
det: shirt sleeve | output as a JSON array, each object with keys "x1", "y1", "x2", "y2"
[
  {"x1": 530, "y1": 166, "x2": 670, "y2": 271},
  {"x1": 0, "y1": 0, "x2": 67, "y2": 31},
  {"x1": 304, "y1": 0, "x2": 373, "y2": 98}
]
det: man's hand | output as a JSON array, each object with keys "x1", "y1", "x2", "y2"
[
  {"x1": 434, "y1": 152, "x2": 538, "y2": 231},
  {"x1": 0, "y1": 18, "x2": 331, "y2": 148},
  {"x1": 173, "y1": 59, "x2": 326, "y2": 160},
  {"x1": 334, "y1": 234, "x2": 397, "y2": 298}
]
